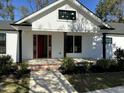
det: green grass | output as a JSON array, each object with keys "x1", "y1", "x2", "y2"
[
  {"x1": 0, "y1": 74, "x2": 30, "y2": 93},
  {"x1": 65, "y1": 72, "x2": 124, "y2": 93}
]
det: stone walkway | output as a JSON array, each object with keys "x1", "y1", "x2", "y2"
[
  {"x1": 87, "y1": 86, "x2": 124, "y2": 93},
  {"x1": 29, "y1": 70, "x2": 78, "y2": 93}
]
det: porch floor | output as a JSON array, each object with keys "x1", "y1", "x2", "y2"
[
  {"x1": 26, "y1": 58, "x2": 96, "y2": 71},
  {"x1": 27, "y1": 59, "x2": 62, "y2": 71},
  {"x1": 27, "y1": 58, "x2": 96, "y2": 65},
  {"x1": 27, "y1": 59, "x2": 62, "y2": 65}
]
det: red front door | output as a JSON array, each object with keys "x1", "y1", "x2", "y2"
[
  {"x1": 33, "y1": 35, "x2": 51, "y2": 58},
  {"x1": 38, "y1": 35, "x2": 44, "y2": 58}
]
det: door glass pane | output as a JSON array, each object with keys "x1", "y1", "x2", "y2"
[
  {"x1": 33, "y1": 35, "x2": 36, "y2": 58},
  {"x1": 48, "y1": 35, "x2": 52, "y2": 58}
]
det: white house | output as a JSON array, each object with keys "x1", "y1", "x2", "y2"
[{"x1": 0, "y1": 0, "x2": 124, "y2": 62}]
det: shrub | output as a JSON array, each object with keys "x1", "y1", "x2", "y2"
[
  {"x1": 19, "y1": 62, "x2": 29, "y2": 74},
  {"x1": 114, "y1": 48, "x2": 124, "y2": 70},
  {"x1": 114, "y1": 48, "x2": 124, "y2": 61},
  {"x1": 82, "y1": 62, "x2": 93, "y2": 72},
  {"x1": 15, "y1": 62, "x2": 30, "y2": 79},
  {"x1": 60, "y1": 57, "x2": 75, "y2": 73},
  {"x1": 0, "y1": 55, "x2": 13, "y2": 75},
  {"x1": 96, "y1": 59, "x2": 117, "y2": 71}
]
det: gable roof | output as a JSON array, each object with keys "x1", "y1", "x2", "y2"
[
  {"x1": 108, "y1": 23, "x2": 124, "y2": 33},
  {"x1": 0, "y1": 21, "x2": 16, "y2": 31},
  {"x1": 15, "y1": 0, "x2": 111, "y2": 29}
]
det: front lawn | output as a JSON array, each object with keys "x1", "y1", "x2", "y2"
[
  {"x1": 0, "y1": 74, "x2": 30, "y2": 93},
  {"x1": 65, "y1": 72, "x2": 124, "y2": 93}
]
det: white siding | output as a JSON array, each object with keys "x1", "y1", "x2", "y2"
[
  {"x1": 22, "y1": 31, "x2": 33, "y2": 60},
  {"x1": 32, "y1": 3, "x2": 99, "y2": 32},
  {"x1": 52, "y1": 32, "x2": 64, "y2": 58},
  {"x1": 6, "y1": 32, "x2": 18, "y2": 62},
  {"x1": 66, "y1": 33, "x2": 103, "y2": 59},
  {"x1": 106, "y1": 35, "x2": 124, "y2": 58},
  {"x1": 81, "y1": 34, "x2": 103, "y2": 59}
]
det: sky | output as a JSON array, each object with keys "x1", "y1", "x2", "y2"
[
  {"x1": 80, "y1": 0, "x2": 99, "y2": 12},
  {"x1": 12, "y1": 0, "x2": 99, "y2": 20}
]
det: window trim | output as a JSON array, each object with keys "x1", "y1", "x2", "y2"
[
  {"x1": 106, "y1": 37, "x2": 112, "y2": 44},
  {"x1": 66, "y1": 36, "x2": 73, "y2": 53},
  {"x1": 66, "y1": 35, "x2": 82, "y2": 53},
  {"x1": 74, "y1": 36, "x2": 82, "y2": 53}
]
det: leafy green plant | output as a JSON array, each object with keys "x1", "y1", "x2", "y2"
[
  {"x1": 16, "y1": 62, "x2": 29, "y2": 78},
  {"x1": 114, "y1": 48, "x2": 124, "y2": 70},
  {"x1": 61, "y1": 57, "x2": 75, "y2": 72},
  {"x1": 96, "y1": 59, "x2": 117, "y2": 70},
  {"x1": 19, "y1": 62, "x2": 29, "y2": 74},
  {"x1": 83, "y1": 62, "x2": 93, "y2": 72},
  {"x1": 0, "y1": 55, "x2": 13, "y2": 75}
]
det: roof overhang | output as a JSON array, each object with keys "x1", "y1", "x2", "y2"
[{"x1": 11, "y1": 23, "x2": 32, "y2": 26}]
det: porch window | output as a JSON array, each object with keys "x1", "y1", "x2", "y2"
[
  {"x1": 74, "y1": 36, "x2": 82, "y2": 53},
  {"x1": 106, "y1": 37, "x2": 112, "y2": 44},
  {"x1": 66, "y1": 36, "x2": 73, "y2": 53},
  {"x1": 0, "y1": 33, "x2": 6, "y2": 54},
  {"x1": 66, "y1": 36, "x2": 82, "y2": 53}
]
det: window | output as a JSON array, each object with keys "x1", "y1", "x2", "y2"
[
  {"x1": 66, "y1": 36, "x2": 82, "y2": 53},
  {"x1": 0, "y1": 33, "x2": 6, "y2": 54},
  {"x1": 106, "y1": 37, "x2": 112, "y2": 44},
  {"x1": 66, "y1": 36, "x2": 73, "y2": 53},
  {"x1": 59, "y1": 10, "x2": 76, "y2": 20},
  {"x1": 74, "y1": 36, "x2": 82, "y2": 53}
]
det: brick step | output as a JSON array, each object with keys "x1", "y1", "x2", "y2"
[
  {"x1": 29, "y1": 63, "x2": 61, "y2": 66},
  {"x1": 28, "y1": 64, "x2": 61, "y2": 71}
]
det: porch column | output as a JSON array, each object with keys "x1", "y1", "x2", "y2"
[
  {"x1": 64, "y1": 32, "x2": 67, "y2": 57},
  {"x1": 18, "y1": 30, "x2": 22, "y2": 63},
  {"x1": 102, "y1": 33, "x2": 106, "y2": 59}
]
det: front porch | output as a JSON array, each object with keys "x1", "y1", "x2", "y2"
[
  {"x1": 20, "y1": 30, "x2": 108, "y2": 63},
  {"x1": 27, "y1": 31, "x2": 103, "y2": 60}
]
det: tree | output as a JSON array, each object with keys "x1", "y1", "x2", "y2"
[
  {"x1": 0, "y1": 1, "x2": 3, "y2": 9},
  {"x1": 20, "y1": 6, "x2": 29, "y2": 18},
  {"x1": 0, "y1": 0, "x2": 15, "y2": 21},
  {"x1": 27, "y1": 0, "x2": 51, "y2": 11},
  {"x1": 96, "y1": 0, "x2": 124, "y2": 22}
]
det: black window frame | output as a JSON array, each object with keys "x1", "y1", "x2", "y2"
[
  {"x1": 66, "y1": 36, "x2": 73, "y2": 53},
  {"x1": 102, "y1": 37, "x2": 112, "y2": 44},
  {"x1": 74, "y1": 36, "x2": 82, "y2": 53},
  {"x1": 66, "y1": 35, "x2": 82, "y2": 53},
  {"x1": 106, "y1": 37, "x2": 112, "y2": 44},
  {"x1": 0, "y1": 33, "x2": 6, "y2": 54},
  {"x1": 59, "y1": 10, "x2": 76, "y2": 20}
]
